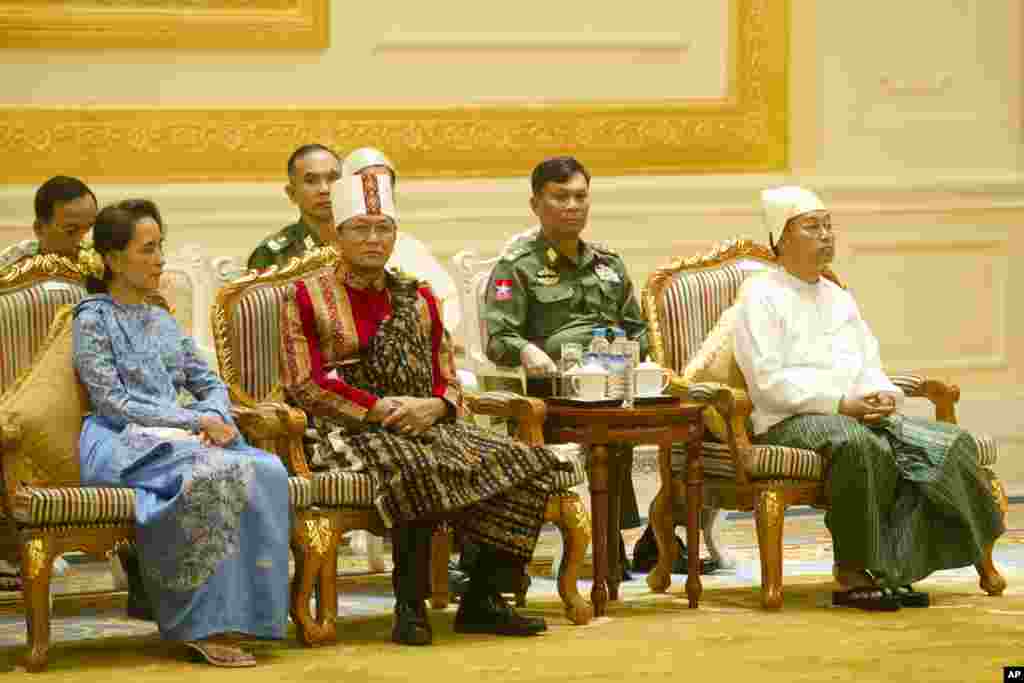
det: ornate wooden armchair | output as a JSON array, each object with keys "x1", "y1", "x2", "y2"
[
  {"x1": 212, "y1": 246, "x2": 594, "y2": 628},
  {"x1": 0, "y1": 255, "x2": 317, "y2": 672},
  {"x1": 642, "y1": 239, "x2": 1008, "y2": 609}
]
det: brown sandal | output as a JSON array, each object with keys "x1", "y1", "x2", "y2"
[{"x1": 184, "y1": 641, "x2": 257, "y2": 668}]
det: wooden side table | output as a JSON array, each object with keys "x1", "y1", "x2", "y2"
[{"x1": 543, "y1": 399, "x2": 705, "y2": 616}]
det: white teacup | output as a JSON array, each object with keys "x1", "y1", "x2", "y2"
[
  {"x1": 634, "y1": 360, "x2": 670, "y2": 396},
  {"x1": 566, "y1": 363, "x2": 608, "y2": 401}
]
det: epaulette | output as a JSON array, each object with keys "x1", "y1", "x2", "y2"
[
  {"x1": 589, "y1": 240, "x2": 618, "y2": 256},
  {"x1": 263, "y1": 228, "x2": 297, "y2": 254},
  {"x1": 499, "y1": 245, "x2": 531, "y2": 262}
]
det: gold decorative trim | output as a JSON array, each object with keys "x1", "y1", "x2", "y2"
[
  {"x1": 304, "y1": 517, "x2": 334, "y2": 556},
  {"x1": 0, "y1": 1, "x2": 328, "y2": 50},
  {"x1": 0, "y1": 253, "x2": 90, "y2": 289},
  {"x1": 212, "y1": 245, "x2": 339, "y2": 405},
  {"x1": 756, "y1": 489, "x2": 782, "y2": 531},
  {"x1": 641, "y1": 237, "x2": 842, "y2": 371},
  {"x1": 0, "y1": 0, "x2": 786, "y2": 181},
  {"x1": 24, "y1": 538, "x2": 48, "y2": 579}
]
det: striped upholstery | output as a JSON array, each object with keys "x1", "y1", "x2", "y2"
[
  {"x1": 548, "y1": 443, "x2": 587, "y2": 489},
  {"x1": 14, "y1": 477, "x2": 315, "y2": 525},
  {"x1": 0, "y1": 279, "x2": 86, "y2": 394},
  {"x1": 230, "y1": 277, "x2": 327, "y2": 402},
  {"x1": 973, "y1": 433, "x2": 999, "y2": 468},
  {"x1": 12, "y1": 486, "x2": 135, "y2": 525},
  {"x1": 659, "y1": 261, "x2": 775, "y2": 373},
  {"x1": 288, "y1": 475, "x2": 315, "y2": 509},
  {"x1": 671, "y1": 442, "x2": 824, "y2": 481},
  {"x1": 313, "y1": 470, "x2": 376, "y2": 508}
]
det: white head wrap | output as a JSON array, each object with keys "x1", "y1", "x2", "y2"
[
  {"x1": 334, "y1": 173, "x2": 398, "y2": 226},
  {"x1": 342, "y1": 147, "x2": 396, "y2": 180},
  {"x1": 760, "y1": 186, "x2": 826, "y2": 251}
]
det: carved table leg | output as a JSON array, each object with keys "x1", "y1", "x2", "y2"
[
  {"x1": 685, "y1": 434, "x2": 703, "y2": 608},
  {"x1": 544, "y1": 493, "x2": 593, "y2": 625},
  {"x1": 606, "y1": 450, "x2": 622, "y2": 603},
  {"x1": 755, "y1": 488, "x2": 785, "y2": 610},
  {"x1": 21, "y1": 537, "x2": 54, "y2": 672},
  {"x1": 647, "y1": 436, "x2": 675, "y2": 594},
  {"x1": 588, "y1": 443, "x2": 610, "y2": 617}
]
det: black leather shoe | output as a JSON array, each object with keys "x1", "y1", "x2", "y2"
[
  {"x1": 392, "y1": 601, "x2": 432, "y2": 646},
  {"x1": 454, "y1": 593, "x2": 546, "y2": 636}
]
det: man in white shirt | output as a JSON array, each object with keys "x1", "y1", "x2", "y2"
[{"x1": 733, "y1": 186, "x2": 1005, "y2": 610}]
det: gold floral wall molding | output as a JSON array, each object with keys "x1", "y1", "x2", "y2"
[
  {"x1": 0, "y1": 0, "x2": 786, "y2": 182},
  {"x1": 0, "y1": 0, "x2": 328, "y2": 50}
]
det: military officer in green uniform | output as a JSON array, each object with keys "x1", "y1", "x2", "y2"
[
  {"x1": 483, "y1": 156, "x2": 648, "y2": 582},
  {"x1": 0, "y1": 175, "x2": 100, "y2": 275},
  {"x1": 246, "y1": 144, "x2": 341, "y2": 272}
]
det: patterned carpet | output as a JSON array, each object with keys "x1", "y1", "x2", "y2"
[{"x1": 2, "y1": 503, "x2": 1022, "y2": 675}]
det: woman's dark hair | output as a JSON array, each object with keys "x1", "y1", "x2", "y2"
[
  {"x1": 530, "y1": 156, "x2": 591, "y2": 196},
  {"x1": 34, "y1": 175, "x2": 96, "y2": 224},
  {"x1": 86, "y1": 199, "x2": 165, "y2": 294}
]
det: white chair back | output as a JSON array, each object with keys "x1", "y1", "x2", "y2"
[{"x1": 450, "y1": 249, "x2": 525, "y2": 386}]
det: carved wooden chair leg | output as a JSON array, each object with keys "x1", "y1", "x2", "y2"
[
  {"x1": 290, "y1": 511, "x2": 340, "y2": 646},
  {"x1": 645, "y1": 444, "x2": 675, "y2": 594},
  {"x1": 754, "y1": 488, "x2": 785, "y2": 610},
  {"x1": 977, "y1": 475, "x2": 1008, "y2": 596},
  {"x1": 20, "y1": 537, "x2": 54, "y2": 673},
  {"x1": 976, "y1": 542, "x2": 1006, "y2": 596},
  {"x1": 429, "y1": 525, "x2": 450, "y2": 610},
  {"x1": 545, "y1": 493, "x2": 594, "y2": 625}
]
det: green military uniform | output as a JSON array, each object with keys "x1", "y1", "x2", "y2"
[
  {"x1": 484, "y1": 231, "x2": 649, "y2": 364},
  {"x1": 482, "y1": 230, "x2": 647, "y2": 540},
  {"x1": 246, "y1": 220, "x2": 324, "y2": 272}
]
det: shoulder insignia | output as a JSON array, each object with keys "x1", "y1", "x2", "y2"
[{"x1": 500, "y1": 245, "x2": 531, "y2": 262}]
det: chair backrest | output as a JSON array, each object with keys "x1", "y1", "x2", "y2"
[
  {"x1": 211, "y1": 247, "x2": 338, "y2": 405},
  {"x1": 0, "y1": 255, "x2": 89, "y2": 395},
  {"x1": 643, "y1": 239, "x2": 843, "y2": 375},
  {"x1": 451, "y1": 250, "x2": 501, "y2": 375}
]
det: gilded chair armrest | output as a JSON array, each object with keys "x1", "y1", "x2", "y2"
[
  {"x1": 465, "y1": 391, "x2": 547, "y2": 446},
  {"x1": 0, "y1": 411, "x2": 23, "y2": 518},
  {"x1": 232, "y1": 402, "x2": 312, "y2": 477},
  {"x1": 888, "y1": 372, "x2": 960, "y2": 424},
  {"x1": 674, "y1": 380, "x2": 756, "y2": 486}
]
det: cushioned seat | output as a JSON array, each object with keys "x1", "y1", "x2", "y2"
[
  {"x1": 313, "y1": 443, "x2": 588, "y2": 508},
  {"x1": 642, "y1": 238, "x2": 1010, "y2": 610},
  {"x1": 11, "y1": 476, "x2": 316, "y2": 526}
]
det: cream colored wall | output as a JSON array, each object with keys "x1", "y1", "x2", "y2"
[
  {"x1": 2, "y1": 0, "x2": 1023, "y2": 490},
  {"x1": 0, "y1": 0, "x2": 726, "y2": 106}
]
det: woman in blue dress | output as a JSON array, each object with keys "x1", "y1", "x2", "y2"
[{"x1": 72, "y1": 199, "x2": 290, "y2": 667}]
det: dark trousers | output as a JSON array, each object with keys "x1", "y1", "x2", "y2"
[
  {"x1": 391, "y1": 523, "x2": 433, "y2": 603},
  {"x1": 393, "y1": 523, "x2": 527, "y2": 601}
]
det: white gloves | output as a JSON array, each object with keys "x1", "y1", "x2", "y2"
[{"x1": 520, "y1": 343, "x2": 558, "y2": 377}]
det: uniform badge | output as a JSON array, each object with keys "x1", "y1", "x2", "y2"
[
  {"x1": 595, "y1": 264, "x2": 621, "y2": 283},
  {"x1": 546, "y1": 247, "x2": 558, "y2": 264},
  {"x1": 536, "y1": 267, "x2": 560, "y2": 286},
  {"x1": 304, "y1": 235, "x2": 317, "y2": 250},
  {"x1": 494, "y1": 279, "x2": 514, "y2": 301}
]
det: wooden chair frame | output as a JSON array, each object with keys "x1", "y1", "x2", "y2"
[
  {"x1": 0, "y1": 255, "x2": 306, "y2": 671},
  {"x1": 212, "y1": 247, "x2": 593, "y2": 633},
  {"x1": 642, "y1": 238, "x2": 1008, "y2": 609}
]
